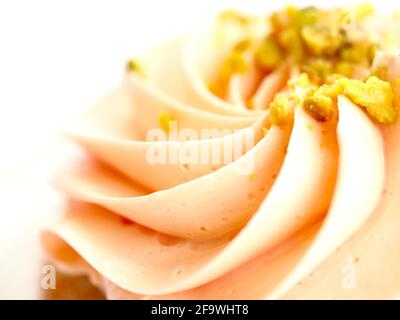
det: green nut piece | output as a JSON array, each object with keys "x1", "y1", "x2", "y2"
[
  {"x1": 301, "y1": 25, "x2": 343, "y2": 57},
  {"x1": 269, "y1": 94, "x2": 293, "y2": 126},
  {"x1": 255, "y1": 37, "x2": 283, "y2": 70},
  {"x1": 340, "y1": 76, "x2": 397, "y2": 123},
  {"x1": 303, "y1": 94, "x2": 335, "y2": 121}
]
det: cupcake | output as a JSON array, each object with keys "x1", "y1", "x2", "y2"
[{"x1": 42, "y1": 4, "x2": 400, "y2": 299}]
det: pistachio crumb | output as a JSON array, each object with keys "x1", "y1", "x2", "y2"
[
  {"x1": 278, "y1": 28, "x2": 304, "y2": 62},
  {"x1": 210, "y1": 49, "x2": 248, "y2": 97},
  {"x1": 289, "y1": 72, "x2": 311, "y2": 89},
  {"x1": 234, "y1": 38, "x2": 252, "y2": 52},
  {"x1": 126, "y1": 58, "x2": 144, "y2": 76},
  {"x1": 302, "y1": 80, "x2": 342, "y2": 121},
  {"x1": 301, "y1": 25, "x2": 343, "y2": 57},
  {"x1": 269, "y1": 94, "x2": 293, "y2": 126},
  {"x1": 221, "y1": 51, "x2": 249, "y2": 79},
  {"x1": 303, "y1": 94, "x2": 335, "y2": 121},
  {"x1": 340, "y1": 76, "x2": 397, "y2": 123},
  {"x1": 211, "y1": 4, "x2": 397, "y2": 124},
  {"x1": 335, "y1": 61, "x2": 354, "y2": 77},
  {"x1": 302, "y1": 59, "x2": 333, "y2": 83},
  {"x1": 255, "y1": 37, "x2": 283, "y2": 70}
]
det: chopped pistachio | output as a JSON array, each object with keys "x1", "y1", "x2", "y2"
[
  {"x1": 159, "y1": 112, "x2": 173, "y2": 132},
  {"x1": 234, "y1": 38, "x2": 252, "y2": 52},
  {"x1": 340, "y1": 46, "x2": 363, "y2": 63},
  {"x1": 255, "y1": 37, "x2": 283, "y2": 70},
  {"x1": 303, "y1": 93, "x2": 335, "y2": 121},
  {"x1": 340, "y1": 43, "x2": 374, "y2": 67},
  {"x1": 270, "y1": 5, "x2": 296, "y2": 30},
  {"x1": 289, "y1": 72, "x2": 311, "y2": 89},
  {"x1": 269, "y1": 94, "x2": 293, "y2": 126},
  {"x1": 213, "y1": 4, "x2": 386, "y2": 115},
  {"x1": 302, "y1": 59, "x2": 333, "y2": 83},
  {"x1": 297, "y1": 73, "x2": 311, "y2": 88},
  {"x1": 326, "y1": 73, "x2": 345, "y2": 84},
  {"x1": 209, "y1": 48, "x2": 248, "y2": 98},
  {"x1": 278, "y1": 28, "x2": 304, "y2": 62},
  {"x1": 270, "y1": 6, "x2": 325, "y2": 63},
  {"x1": 126, "y1": 58, "x2": 144, "y2": 76},
  {"x1": 340, "y1": 76, "x2": 397, "y2": 123},
  {"x1": 315, "y1": 82, "x2": 343, "y2": 98},
  {"x1": 335, "y1": 61, "x2": 354, "y2": 77},
  {"x1": 302, "y1": 75, "x2": 397, "y2": 124},
  {"x1": 298, "y1": 7, "x2": 320, "y2": 26},
  {"x1": 271, "y1": 5, "x2": 319, "y2": 30},
  {"x1": 220, "y1": 51, "x2": 248, "y2": 79},
  {"x1": 301, "y1": 25, "x2": 343, "y2": 56}
]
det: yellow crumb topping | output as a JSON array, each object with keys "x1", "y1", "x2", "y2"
[
  {"x1": 220, "y1": 50, "x2": 249, "y2": 79},
  {"x1": 303, "y1": 94, "x2": 335, "y2": 122},
  {"x1": 126, "y1": 58, "x2": 144, "y2": 76},
  {"x1": 315, "y1": 82, "x2": 343, "y2": 97},
  {"x1": 269, "y1": 94, "x2": 293, "y2": 126},
  {"x1": 289, "y1": 72, "x2": 311, "y2": 89},
  {"x1": 334, "y1": 61, "x2": 354, "y2": 78},
  {"x1": 302, "y1": 75, "x2": 396, "y2": 123},
  {"x1": 301, "y1": 59, "x2": 333, "y2": 84},
  {"x1": 209, "y1": 46, "x2": 249, "y2": 97},
  {"x1": 339, "y1": 76, "x2": 397, "y2": 123},
  {"x1": 277, "y1": 27, "x2": 305, "y2": 63},
  {"x1": 233, "y1": 38, "x2": 252, "y2": 52},
  {"x1": 301, "y1": 25, "x2": 344, "y2": 57},
  {"x1": 268, "y1": 4, "x2": 379, "y2": 82},
  {"x1": 255, "y1": 36, "x2": 283, "y2": 70},
  {"x1": 210, "y1": 4, "x2": 397, "y2": 126}
]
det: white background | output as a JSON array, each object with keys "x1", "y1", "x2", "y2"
[{"x1": 0, "y1": 0, "x2": 394, "y2": 299}]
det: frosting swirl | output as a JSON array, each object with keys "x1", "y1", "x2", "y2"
[{"x1": 42, "y1": 5, "x2": 400, "y2": 299}]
